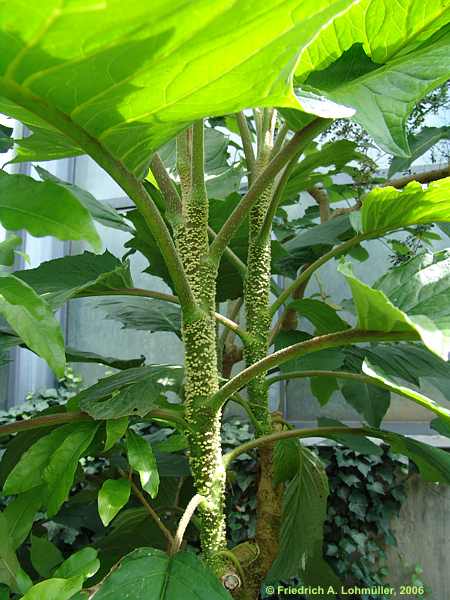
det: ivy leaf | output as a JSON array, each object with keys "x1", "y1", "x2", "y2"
[
  {"x1": 269, "y1": 446, "x2": 329, "y2": 580},
  {"x1": 15, "y1": 251, "x2": 133, "y2": 308},
  {"x1": 76, "y1": 365, "x2": 182, "y2": 419},
  {"x1": 93, "y1": 547, "x2": 232, "y2": 600},
  {"x1": 0, "y1": 171, "x2": 101, "y2": 251},
  {"x1": 0, "y1": 275, "x2": 65, "y2": 376},
  {"x1": 21, "y1": 577, "x2": 84, "y2": 600},
  {"x1": 338, "y1": 253, "x2": 450, "y2": 359},
  {"x1": 388, "y1": 126, "x2": 450, "y2": 177},
  {"x1": 30, "y1": 535, "x2": 63, "y2": 578},
  {"x1": 0, "y1": 235, "x2": 21, "y2": 266},
  {"x1": 35, "y1": 166, "x2": 132, "y2": 233},
  {"x1": 43, "y1": 421, "x2": 100, "y2": 516},
  {"x1": 53, "y1": 548, "x2": 100, "y2": 581},
  {"x1": 126, "y1": 430, "x2": 159, "y2": 499},
  {"x1": 360, "y1": 178, "x2": 450, "y2": 234},
  {"x1": 98, "y1": 480, "x2": 131, "y2": 526},
  {"x1": 0, "y1": 0, "x2": 357, "y2": 175}
]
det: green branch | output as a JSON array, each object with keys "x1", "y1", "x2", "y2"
[
  {"x1": 266, "y1": 370, "x2": 450, "y2": 423},
  {"x1": 149, "y1": 153, "x2": 182, "y2": 217},
  {"x1": 223, "y1": 426, "x2": 373, "y2": 467},
  {"x1": 208, "y1": 329, "x2": 418, "y2": 411},
  {"x1": 0, "y1": 78, "x2": 198, "y2": 320},
  {"x1": 236, "y1": 111, "x2": 256, "y2": 181},
  {"x1": 269, "y1": 234, "x2": 366, "y2": 316},
  {"x1": 209, "y1": 118, "x2": 330, "y2": 265},
  {"x1": 80, "y1": 287, "x2": 249, "y2": 340}
]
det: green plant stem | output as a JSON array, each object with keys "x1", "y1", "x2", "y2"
[
  {"x1": 120, "y1": 468, "x2": 175, "y2": 548},
  {"x1": 269, "y1": 234, "x2": 366, "y2": 316},
  {"x1": 236, "y1": 111, "x2": 256, "y2": 181},
  {"x1": 171, "y1": 493, "x2": 204, "y2": 554},
  {"x1": 0, "y1": 408, "x2": 186, "y2": 438},
  {"x1": 0, "y1": 78, "x2": 199, "y2": 321},
  {"x1": 0, "y1": 411, "x2": 91, "y2": 437},
  {"x1": 149, "y1": 153, "x2": 182, "y2": 216},
  {"x1": 209, "y1": 118, "x2": 330, "y2": 264},
  {"x1": 266, "y1": 370, "x2": 450, "y2": 422},
  {"x1": 230, "y1": 393, "x2": 265, "y2": 434},
  {"x1": 82, "y1": 287, "x2": 249, "y2": 340},
  {"x1": 271, "y1": 122, "x2": 289, "y2": 156},
  {"x1": 223, "y1": 426, "x2": 373, "y2": 467},
  {"x1": 209, "y1": 329, "x2": 418, "y2": 411}
]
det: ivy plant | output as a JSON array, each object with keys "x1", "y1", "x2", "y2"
[{"x1": 0, "y1": 1, "x2": 450, "y2": 599}]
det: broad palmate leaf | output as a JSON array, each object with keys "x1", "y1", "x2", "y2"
[
  {"x1": 0, "y1": 0, "x2": 356, "y2": 176},
  {"x1": 93, "y1": 547, "x2": 232, "y2": 600}
]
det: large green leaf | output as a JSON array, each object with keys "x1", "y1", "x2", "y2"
[
  {"x1": 65, "y1": 347, "x2": 145, "y2": 371},
  {"x1": 0, "y1": 275, "x2": 65, "y2": 376},
  {"x1": 338, "y1": 253, "x2": 450, "y2": 359},
  {"x1": 388, "y1": 126, "x2": 450, "y2": 176},
  {"x1": 15, "y1": 251, "x2": 133, "y2": 308},
  {"x1": 98, "y1": 479, "x2": 131, "y2": 526},
  {"x1": 340, "y1": 380, "x2": 390, "y2": 428},
  {"x1": 0, "y1": 513, "x2": 21, "y2": 590},
  {"x1": 93, "y1": 547, "x2": 232, "y2": 600},
  {"x1": 0, "y1": 0, "x2": 356, "y2": 176},
  {"x1": 53, "y1": 548, "x2": 99, "y2": 581},
  {"x1": 35, "y1": 166, "x2": 132, "y2": 232},
  {"x1": 30, "y1": 534, "x2": 63, "y2": 578},
  {"x1": 359, "y1": 178, "x2": 450, "y2": 234},
  {"x1": 0, "y1": 171, "x2": 100, "y2": 251},
  {"x1": 4, "y1": 489, "x2": 43, "y2": 549},
  {"x1": 100, "y1": 298, "x2": 181, "y2": 336},
  {"x1": 21, "y1": 577, "x2": 83, "y2": 600},
  {"x1": 296, "y1": 0, "x2": 450, "y2": 80},
  {"x1": 269, "y1": 446, "x2": 329, "y2": 580},
  {"x1": 126, "y1": 430, "x2": 159, "y2": 498},
  {"x1": 0, "y1": 123, "x2": 13, "y2": 153},
  {"x1": 362, "y1": 358, "x2": 450, "y2": 426},
  {"x1": 11, "y1": 127, "x2": 83, "y2": 163},
  {"x1": 288, "y1": 299, "x2": 350, "y2": 335},
  {"x1": 306, "y1": 33, "x2": 450, "y2": 156},
  {"x1": 76, "y1": 365, "x2": 183, "y2": 419},
  {"x1": 43, "y1": 421, "x2": 100, "y2": 516}
]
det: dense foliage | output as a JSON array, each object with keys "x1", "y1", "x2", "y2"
[{"x1": 0, "y1": 1, "x2": 449, "y2": 599}]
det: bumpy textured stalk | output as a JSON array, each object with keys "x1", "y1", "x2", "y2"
[
  {"x1": 242, "y1": 117, "x2": 281, "y2": 598},
  {"x1": 176, "y1": 122, "x2": 226, "y2": 567},
  {"x1": 243, "y1": 145, "x2": 274, "y2": 429}
]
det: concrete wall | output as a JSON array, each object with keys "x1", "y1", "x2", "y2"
[{"x1": 386, "y1": 475, "x2": 450, "y2": 599}]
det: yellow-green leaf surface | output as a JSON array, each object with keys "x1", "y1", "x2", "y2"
[
  {"x1": 0, "y1": 274, "x2": 65, "y2": 376},
  {"x1": 0, "y1": 171, "x2": 101, "y2": 251},
  {"x1": 0, "y1": 0, "x2": 356, "y2": 176},
  {"x1": 21, "y1": 576, "x2": 83, "y2": 600},
  {"x1": 296, "y1": 0, "x2": 450, "y2": 79},
  {"x1": 361, "y1": 178, "x2": 450, "y2": 234},
  {"x1": 339, "y1": 254, "x2": 450, "y2": 360}
]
